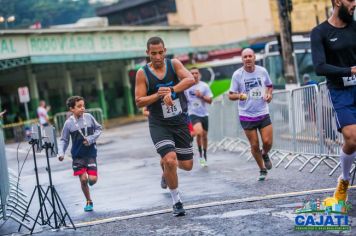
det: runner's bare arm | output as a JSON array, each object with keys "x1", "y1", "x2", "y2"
[
  {"x1": 156, "y1": 59, "x2": 194, "y2": 97},
  {"x1": 228, "y1": 92, "x2": 240, "y2": 101},
  {"x1": 196, "y1": 91, "x2": 212, "y2": 104},
  {"x1": 352, "y1": 66, "x2": 356, "y2": 75},
  {"x1": 135, "y1": 69, "x2": 161, "y2": 108},
  {"x1": 203, "y1": 96, "x2": 213, "y2": 104},
  {"x1": 171, "y1": 59, "x2": 195, "y2": 92},
  {"x1": 264, "y1": 87, "x2": 273, "y2": 103}
]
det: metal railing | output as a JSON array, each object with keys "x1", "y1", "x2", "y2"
[
  {"x1": 0, "y1": 123, "x2": 9, "y2": 220},
  {"x1": 207, "y1": 83, "x2": 346, "y2": 176},
  {"x1": 0, "y1": 124, "x2": 30, "y2": 228},
  {"x1": 1, "y1": 119, "x2": 38, "y2": 142}
]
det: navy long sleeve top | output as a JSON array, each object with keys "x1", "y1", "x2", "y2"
[{"x1": 311, "y1": 20, "x2": 356, "y2": 89}]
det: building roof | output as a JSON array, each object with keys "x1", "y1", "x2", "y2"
[
  {"x1": 0, "y1": 25, "x2": 191, "y2": 36},
  {"x1": 96, "y1": 0, "x2": 156, "y2": 16}
]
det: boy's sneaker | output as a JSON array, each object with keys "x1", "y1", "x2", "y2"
[
  {"x1": 161, "y1": 175, "x2": 167, "y2": 189},
  {"x1": 84, "y1": 201, "x2": 93, "y2": 212},
  {"x1": 333, "y1": 179, "x2": 349, "y2": 201},
  {"x1": 172, "y1": 201, "x2": 186, "y2": 217},
  {"x1": 258, "y1": 169, "x2": 268, "y2": 181},
  {"x1": 199, "y1": 157, "x2": 206, "y2": 167},
  {"x1": 262, "y1": 154, "x2": 272, "y2": 170}
]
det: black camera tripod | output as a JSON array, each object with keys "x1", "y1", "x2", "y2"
[{"x1": 19, "y1": 139, "x2": 76, "y2": 234}]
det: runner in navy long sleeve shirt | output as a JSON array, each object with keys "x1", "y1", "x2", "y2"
[
  {"x1": 311, "y1": 18, "x2": 356, "y2": 88},
  {"x1": 311, "y1": 0, "x2": 356, "y2": 202}
]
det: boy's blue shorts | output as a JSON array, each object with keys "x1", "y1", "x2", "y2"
[{"x1": 329, "y1": 86, "x2": 356, "y2": 132}]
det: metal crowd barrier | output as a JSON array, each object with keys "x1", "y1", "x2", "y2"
[
  {"x1": 208, "y1": 83, "x2": 345, "y2": 176},
  {"x1": 0, "y1": 123, "x2": 9, "y2": 220},
  {"x1": 0, "y1": 124, "x2": 30, "y2": 229},
  {"x1": 268, "y1": 90, "x2": 294, "y2": 166},
  {"x1": 318, "y1": 82, "x2": 344, "y2": 176},
  {"x1": 207, "y1": 97, "x2": 224, "y2": 152},
  {"x1": 54, "y1": 108, "x2": 104, "y2": 134},
  {"x1": 2, "y1": 119, "x2": 38, "y2": 142},
  {"x1": 208, "y1": 94, "x2": 250, "y2": 155},
  {"x1": 282, "y1": 85, "x2": 323, "y2": 170}
]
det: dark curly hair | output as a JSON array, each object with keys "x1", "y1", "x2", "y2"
[{"x1": 66, "y1": 96, "x2": 84, "y2": 109}]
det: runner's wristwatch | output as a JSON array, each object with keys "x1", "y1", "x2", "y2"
[{"x1": 169, "y1": 86, "x2": 174, "y2": 93}]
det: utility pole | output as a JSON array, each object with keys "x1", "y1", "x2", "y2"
[{"x1": 277, "y1": 0, "x2": 297, "y2": 86}]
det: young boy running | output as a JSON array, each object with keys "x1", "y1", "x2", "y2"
[{"x1": 58, "y1": 96, "x2": 102, "y2": 212}]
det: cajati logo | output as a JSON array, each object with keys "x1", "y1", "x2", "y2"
[{"x1": 294, "y1": 197, "x2": 352, "y2": 231}]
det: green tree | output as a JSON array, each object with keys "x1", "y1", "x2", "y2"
[{"x1": 0, "y1": 0, "x2": 104, "y2": 29}]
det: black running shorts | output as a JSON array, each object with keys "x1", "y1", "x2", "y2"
[
  {"x1": 72, "y1": 156, "x2": 98, "y2": 176},
  {"x1": 240, "y1": 115, "x2": 272, "y2": 130},
  {"x1": 189, "y1": 115, "x2": 209, "y2": 131},
  {"x1": 149, "y1": 123, "x2": 193, "y2": 161}
]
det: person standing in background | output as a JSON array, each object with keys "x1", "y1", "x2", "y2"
[{"x1": 37, "y1": 100, "x2": 51, "y2": 126}]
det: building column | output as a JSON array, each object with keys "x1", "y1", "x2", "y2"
[
  {"x1": 64, "y1": 70, "x2": 73, "y2": 97},
  {"x1": 123, "y1": 63, "x2": 135, "y2": 117},
  {"x1": 27, "y1": 66, "x2": 39, "y2": 117},
  {"x1": 96, "y1": 67, "x2": 108, "y2": 120}
]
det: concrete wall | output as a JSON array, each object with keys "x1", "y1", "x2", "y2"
[
  {"x1": 269, "y1": 0, "x2": 332, "y2": 33},
  {"x1": 168, "y1": 0, "x2": 275, "y2": 46}
]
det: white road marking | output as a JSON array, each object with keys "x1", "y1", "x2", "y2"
[{"x1": 75, "y1": 186, "x2": 356, "y2": 228}]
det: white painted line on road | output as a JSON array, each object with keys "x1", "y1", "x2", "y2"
[{"x1": 75, "y1": 186, "x2": 356, "y2": 228}]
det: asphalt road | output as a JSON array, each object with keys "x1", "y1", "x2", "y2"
[{"x1": 1, "y1": 121, "x2": 354, "y2": 235}]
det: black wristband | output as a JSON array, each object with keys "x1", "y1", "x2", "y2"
[{"x1": 169, "y1": 86, "x2": 174, "y2": 93}]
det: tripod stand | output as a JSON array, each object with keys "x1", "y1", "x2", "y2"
[
  {"x1": 19, "y1": 125, "x2": 76, "y2": 234},
  {"x1": 29, "y1": 141, "x2": 76, "y2": 233},
  {"x1": 18, "y1": 139, "x2": 51, "y2": 232}
]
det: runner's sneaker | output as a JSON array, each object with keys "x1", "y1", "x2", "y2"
[
  {"x1": 258, "y1": 169, "x2": 268, "y2": 181},
  {"x1": 333, "y1": 179, "x2": 349, "y2": 201},
  {"x1": 172, "y1": 201, "x2": 186, "y2": 216},
  {"x1": 84, "y1": 201, "x2": 93, "y2": 212},
  {"x1": 262, "y1": 153, "x2": 272, "y2": 170},
  {"x1": 199, "y1": 157, "x2": 206, "y2": 167},
  {"x1": 161, "y1": 175, "x2": 167, "y2": 189}
]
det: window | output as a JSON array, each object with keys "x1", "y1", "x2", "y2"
[
  {"x1": 212, "y1": 63, "x2": 242, "y2": 81},
  {"x1": 264, "y1": 55, "x2": 285, "y2": 88},
  {"x1": 296, "y1": 52, "x2": 325, "y2": 84}
]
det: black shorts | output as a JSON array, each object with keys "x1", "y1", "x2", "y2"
[
  {"x1": 72, "y1": 156, "x2": 97, "y2": 176},
  {"x1": 189, "y1": 115, "x2": 209, "y2": 131},
  {"x1": 240, "y1": 115, "x2": 272, "y2": 130},
  {"x1": 149, "y1": 122, "x2": 193, "y2": 161}
]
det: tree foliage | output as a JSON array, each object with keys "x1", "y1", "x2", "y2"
[{"x1": 0, "y1": 0, "x2": 104, "y2": 29}]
